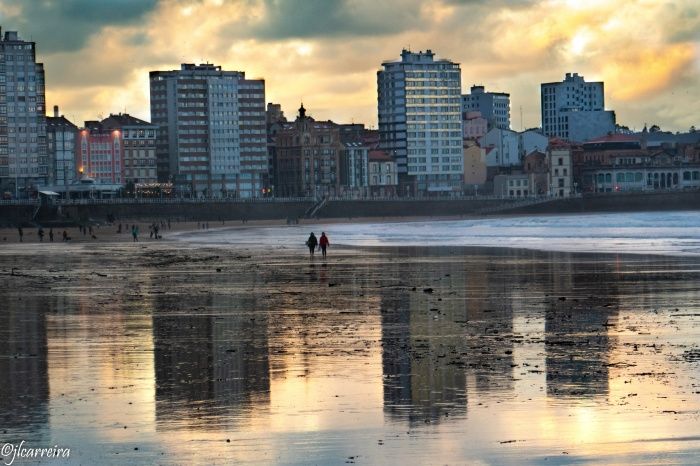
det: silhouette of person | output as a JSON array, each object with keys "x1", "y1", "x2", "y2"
[
  {"x1": 306, "y1": 232, "x2": 318, "y2": 257},
  {"x1": 319, "y1": 232, "x2": 329, "y2": 258}
]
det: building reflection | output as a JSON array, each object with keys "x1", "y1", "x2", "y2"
[
  {"x1": 153, "y1": 294, "x2": 271, "y2": 430},
  {"x1": 544, "y1": 254, "x2": 619, "y2": 399},
  {"x1": 378, "y1": 248, "x2": 641, "y2": 422},
  {"x1": 0, "y1": 293, "x2": 49, "y2": 434},
  {"x1": 380, "y1": 248, "x2": 527, "y2": 425}
]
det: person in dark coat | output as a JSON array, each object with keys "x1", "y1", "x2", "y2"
[
  {"x1": 319, "y1": 232, "x2": 329, "y2": 258},
  {"x1": 306, "y1": 232, "x2": 318, "y2": 257}
]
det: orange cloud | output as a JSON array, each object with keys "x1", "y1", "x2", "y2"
[
  {"x1": 603, "y1": 44, "x2": 697, "y2": 101},
  {"x1": 35, "y1": 0, "x2": 700, "y2": 132}
]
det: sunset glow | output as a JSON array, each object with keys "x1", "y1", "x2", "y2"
[{"x1": 0, "y1": 0, "x2": 697, "y2": 130}]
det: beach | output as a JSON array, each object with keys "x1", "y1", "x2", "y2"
[{"x1": 1, "y1": 223, "x2": 699, "y2": 464}]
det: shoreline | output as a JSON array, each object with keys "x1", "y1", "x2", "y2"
[{"x1": 2, "y1": 210, "x2": 699, "y2": 260}]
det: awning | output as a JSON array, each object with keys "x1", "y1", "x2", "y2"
[{"x1": 38, "y1": 190, "x2": 60, "y2": 196}]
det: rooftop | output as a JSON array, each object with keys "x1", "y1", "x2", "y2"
[
  {"x1": 101, "y1": 113, "x2": 155, "y2": 128},
  {"x1": 369, "y1": 150, "x2": 393, "y2": 162}
]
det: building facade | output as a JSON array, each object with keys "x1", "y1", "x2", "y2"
[
  {"x1": 46, "y1": 106, "x2": 78, "y2": 186},
  {"x1": 523, "y1": 150, "x2": 549, "y2": 195},
  {"x1": 150, "y1": 63, "x2": 266, "y2": 197},
  {"x1": 101, "y1": 114, "x2": 158, "y2": 185},
  {"x1": 462, "y1": 142, "x2": 487, "y2": 188},
  {"x1": 494, "y1": 173, "x2": 536, "y2": 198},
  {"x1": 368, "y1": 149, "x2": 398, "y2": 196},
  {"x1": 548, "y1": 147, "x2": 574, "y2": 197},
  {"x1": 462, "y1": 111, "x2": 488, "y2": 140},
  {"x1": 378, "y1": 49, "x2": 463, "y2": 194},
  {"x1": 575, "y1": 135, "x2": 700, "y2": 192},
  {"x1": 461, "y1": 85, "x2": 510, "y2": 130},
  {"x1": 78, "y1": 113, "x2": 157, "y2": 186},
  {"x1": 79, "y1": 121, "x2": 123, "y2": 184},
  {"x1": 275, "y1": 105, "x2": 342, "y2": 197},
  {"x1": 541, "y1": 73, "x2": 615, "y2": 143},
  {"x1": 339, "y1": 142, "x2": 369, "y2": 196},
  {"x1": 480, "y1": 128, "x2": 548, "y2": 168},
  {"x1": 0, "y1": 29, "x2": 48, "y2": 197}
]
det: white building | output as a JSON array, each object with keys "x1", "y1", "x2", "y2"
[
  {"x1": 494, "y1": 173, "x2": 536, "y2": 198},
  {"x1": 461, "y1": 85, "x2": 510, "y2": 129},
  {"x1": 541, "y1": 73, "x2": 615, "y2": 143},
  {"x1": 340, "y1": 142, "x2": 369, "y2": 195},
  {"x1": 0, "y1": 29, "x2": 48, "y2": 198},
  {"x1": 480, "y1": 128, "x2": 548, "y2": 167},
  {"x1": 548, "y1": 147, "x2": 573, "y2": 197},
  {"x1": 378, "y1": 49, "x2": 463, "y2": 194},
  {"x1": 481, "y1": 129, "x2": 519, "y2": 167}
]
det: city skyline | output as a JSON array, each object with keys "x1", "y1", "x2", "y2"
[{"x1": 0, "y1": 0, "x2": 698, "y2": 132}]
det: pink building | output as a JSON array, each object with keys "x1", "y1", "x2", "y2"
[
  {"x1": 78, "y1": 122, "x2": 122, "y2": 184},
  {"x1": 78, "y1": 114, "x2": 157, "y2": 185},
  {"x1": 463, "y1": 111, "x2": 488, "y2": 140}
]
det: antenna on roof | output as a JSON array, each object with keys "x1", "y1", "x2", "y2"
[{"x1": 520, "y1": 105, "x2": 523, "y2": 132}]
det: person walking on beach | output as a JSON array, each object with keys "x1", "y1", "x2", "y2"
[
  {"x1": 319, "y1": 232, "x2": 329, "y2": 259},
  {"x1": 49, "y1": 228, "x2": 54, "y2": 242},
  {"x1": 132, "y1": 225, "x2": 139, "y2": 242},
  {"x1": 17, "y1": 226, "x2": 23, "y2": 242},
  {"x1": 306, "y1": 232, "x2": 318, "y2": 257},
  {"x1": 38, "y1": 227, "x2": 44, "y2": 242}
]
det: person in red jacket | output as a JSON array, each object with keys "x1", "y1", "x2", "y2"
[{"x1": 319, "y1": 232, "x2": 329, "y2": 258}]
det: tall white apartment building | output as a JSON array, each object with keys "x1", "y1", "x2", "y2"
[
  {"x1": 0, "y1": 29, "x2": 48, "y2": 198},
  {"x1": 541, "y1": 73, "x2": 615, "y2": 143},
  {"x1": 461, "y1": 85, "x2": 510, "y2": 130},
  {"x1": 378, "y1": 49, "x2": 463, "y2": 194},
  {"x1": 150, "y1": 64, "x2": 267, "y2": 198}
]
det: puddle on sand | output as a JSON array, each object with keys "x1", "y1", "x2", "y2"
[{"x1": 1, "y1": 244, "x2": 699, "y2": 464}]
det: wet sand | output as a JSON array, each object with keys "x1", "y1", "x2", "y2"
[{"x1": 1, "y1": 239, "x2": 699, "y2": 465}]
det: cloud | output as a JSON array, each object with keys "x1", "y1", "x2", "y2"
[
  {"x1": 249, "y1": 0, "x2": 425, "y2": 40},
  {"x1": 0, "y1": 0, "x2": 158, "y2": 52},
  {"x1": 10, "y1": 0, "x2": 697, "y2": 133}
]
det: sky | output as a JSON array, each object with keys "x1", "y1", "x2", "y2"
[{"x1": 0, "y1": 0, "x2": 698, "y2": 132}]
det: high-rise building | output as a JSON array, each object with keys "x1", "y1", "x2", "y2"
[
  {"x1": 149, "y1": 63, "x2": 267, "y2": 198},
  {"x1": 0, "y1": 28, "x2": 48, "y2": 198},
  {"x1": 378, "y1": 49, "x2": 463, "y2": 194},
  {"x1": 461, "y1": 85, "x2": 510, "y2": 130},
  {"x1": 46, "y1": 106, "x2": 78, "y2": 186},
  {"x1": 541, "y1": 73, "x2": 615, "y2": 143}
]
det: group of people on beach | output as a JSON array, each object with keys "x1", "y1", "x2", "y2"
[
  {"x1": 16, "y1": 226, "x2": 72, "y2": 243},
  {"x1": 306, "y1": 232, "x2": 330, "y2": 258}
]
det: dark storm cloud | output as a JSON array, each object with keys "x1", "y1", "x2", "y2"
[
  {"x1": 249, "y1": 0, "x2": 423, "y2": 40},
  {"x1": 0, "y1": 0, "x2": 158, "y2": 52}
]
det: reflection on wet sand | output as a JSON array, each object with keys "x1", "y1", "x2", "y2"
[
  {"x1": 153, "y1": 311, "x2": 271, "y2": 431},
  {"x1": 0, "y1": 243, "x2": 699, "y2": 464},
  {"x1": 0, "y1": 294, "x2": 49, "y2": 437}
]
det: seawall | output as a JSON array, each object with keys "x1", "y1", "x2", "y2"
[{"x1": 1, "y1": 190, "x2": 698, "y2": 226}]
